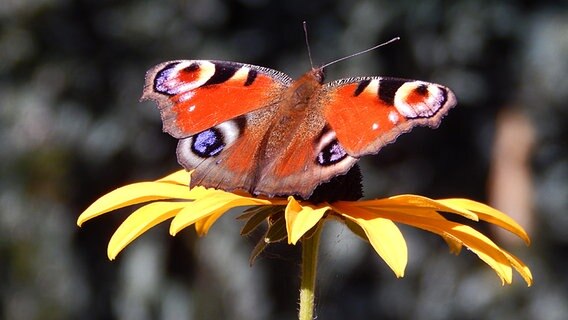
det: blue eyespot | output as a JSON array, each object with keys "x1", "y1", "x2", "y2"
[
  {"x1": 317, "y1": 139, "x2": 347, "y2": 166},
  {"x1": 192, "y1": 128, "x2": 225, "y2": 158}
]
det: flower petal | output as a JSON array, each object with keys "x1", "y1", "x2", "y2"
[
  {"x1": 342, "y1": 216, "x2": 369, "y2": 242},
  {"x1": 285, "y1": 197, "x2": 330, "y2": 245},
  {"x1": 194, "y1": 208, "x2": 228, "y2": 236},
  {"x1": 333, "y1": 202, "x2": 532, "y2": 285},
  {"x1": 107, "y1": 201, "x2": 186, "y2": 260},
  {"x1": 169, "y1": 190, "x2": 272, "y2": 236},
  {"x1": 446, "y1": 224, "x2": 513, "y2": 285},
  {"x1": 367, "y1": 207, "x2": 512, "y2": 282},
  {"x1": 500, "y1": 250, "x2": 533, "y2": 286},
  {"x1": 77, "y1": 182, "x2": 203, "y2": 226},
  {"x1": 157, "y1": 169, "x2": 191, "y2": 185},
  {"x1": 437, "y1": 198, "x2": 530, "y2": 245},
  {"x1": 442, "y1": 234, "x2": 463, "y2": 254},
  {"x1": 350, "y1": 195, "x2": 479, "y2": 221},
  {"x1": 333, "y1": 203, "x2": 407, "y2": 277},
  {"x1": 383, "y1": 213, "x2": 520, "y2": 284}
]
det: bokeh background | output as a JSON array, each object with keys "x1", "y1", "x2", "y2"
[{"x1": 1, "y1": 0, "x2": 567, "y2": 319}]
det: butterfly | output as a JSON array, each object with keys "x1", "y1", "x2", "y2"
[{"x1": 142, "y1": 56, "x2": 456, "y2": 199}]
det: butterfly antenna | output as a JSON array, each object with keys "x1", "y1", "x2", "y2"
[
  {"x1": 319, "y1": 37, "x2": 401, "y2": 70},
  {"x1": 303, "y1": 21, "x2": 315, "y2": 70}
]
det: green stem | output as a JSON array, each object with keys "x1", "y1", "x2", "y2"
[{"x1": 298, "y1": 222, "x2": 323, "y2": 320}]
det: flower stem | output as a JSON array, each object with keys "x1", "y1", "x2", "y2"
[{"x1": 298, "y1": 222, "x2": 323, "y2": 320}]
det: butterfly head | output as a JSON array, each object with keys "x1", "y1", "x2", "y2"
[{"x1": 310, "y1": 67, "x2": 326, "y2": 84}]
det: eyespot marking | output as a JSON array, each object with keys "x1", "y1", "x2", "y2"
[
  {"x1": 192, "y1": 128, "x2": 225, "y2": 158},
  {"x1": 314, "y1": 128, "x2": 349, "y2": 166}
]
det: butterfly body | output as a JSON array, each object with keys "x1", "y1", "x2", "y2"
[{"x1": 142, "y1": 60, "x2": 456, "y2": 198}]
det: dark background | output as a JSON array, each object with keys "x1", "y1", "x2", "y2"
[{"x1": 1, "y1": 0, "x2": 567, "y2": 319}]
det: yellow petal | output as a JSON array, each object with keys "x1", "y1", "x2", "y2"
[
  {"x1": 194, "y1": 208, "x2": 227, "y2": 236},
  {"x1": 170, "y1": 191, "x2": 271, "y2": 235},
  {"x1": 394, "y1": 215, "x2": 514, "y2": 284},
  {"x1": 343, "y1": 216, "x2": 369, "y2": 242},
  {"x1": 393, "y1": 214, "x2": 517, "y2": 284},
  {"x1": 157, "y1": 169, "x2": 191, "y2": 185},
  {"x1": 77, "y1": 182, "x2": 203, "y2": 226},
  {"x1": 333, "y1": 203, "x2": 407, "y2": 278},
  {"x1": 285, "y1": 197, "x2": 330, "y2": 245},
  {"x1": 351, "y1": 195, "x2": 479, "y2": 221},
  {"x1": 438, "y1": 198, "x2": 530, "y2": 245},
  {"x1": 107, "y1": 201, "x2": 186, "y2": 260},
  {"x1": 500, "y1": 250, "x2": 533, "y2": 286},
  {"x1": 333, "y1": 202, "x2": 533, "y2": 285},
  {"x1": 374, "y1": 207, "x2": 515, "y2": 283},
  {"x1": 442, "y1": 234, "x2": 463, "y2": 254},
  {"x1": 447, "y1": 224, "x2": 513, "y2": 284}
]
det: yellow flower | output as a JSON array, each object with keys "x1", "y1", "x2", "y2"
[{"x1": 77, "y1": 170, "x2": 532, "y2": 286}]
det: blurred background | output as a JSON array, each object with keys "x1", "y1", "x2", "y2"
[{"x1": 1, "y1": 0, "x2": 567, "y2": 319}]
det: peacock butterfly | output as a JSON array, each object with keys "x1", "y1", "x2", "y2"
[{"x1": 141, "y1": 45, "x2": 456, "y2": 199}]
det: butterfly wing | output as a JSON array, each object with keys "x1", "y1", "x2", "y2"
[
  {"x1": 161, "y1": 67, "x2": 358, "y2": 199},
  {"x1": 143, "y1": 62, "x2": 456, "y2": 199},
  {"x1": 321, "y1": 77, "x2": 457, "y2": 157},
  {"x1": 142, "y1": 60, "x2": 292, "y2": 138},
  {"x1": 252, "y1": 123, "x2": 359, "y2": 198},
  {"x1": 143, "y1": 60, "x2": 296, "y2": 193},
  {"x1": 175, "y1": 106, "x2": 278, "y2": 193}
]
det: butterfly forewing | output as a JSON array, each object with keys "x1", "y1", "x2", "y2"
[
  {"x1": 142, "y1": 60, "x2": 292, "y2": 138},
  {"x1": 322, "y1": 76, "x2": 457, "y2": 157}
]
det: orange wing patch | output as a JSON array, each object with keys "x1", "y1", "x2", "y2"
[
  {"x1": 171, "y1": 73, "x2": 277, "y2": 135},
  {"x1": 323, "y1": 81, "x2": 407, "y2": 156},
  {"x1": 142, "y1": 60, "x2": 289, "y2": 139}
]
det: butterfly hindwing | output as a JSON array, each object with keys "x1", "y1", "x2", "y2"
[
  {"x1": 253, "y1": 113, "x2": 358, "y2": 197},
  {"x1": 142, "y1": 60, "x2": 293, "y2": 138},
  {"x1": 176, "y1": 106, "x2": 279, "y2": 193},
  {"x1": 322, "y1": 77, "x2": 457, "y2": 157}
]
